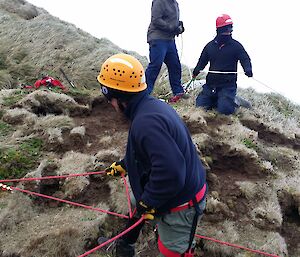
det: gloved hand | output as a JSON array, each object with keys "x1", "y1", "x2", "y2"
[
  {"x1": 136, "y1": 200, "x2": 156, "y2": 220},
  {"x1": 175, "y1": 21, "x2": 185, "y2": 36},
  {"x1": 245, "y1": 70, "x2": 253, "y2": 77},
  {"x1": 192, "y1": 71, "x2": 199, "y2": 79},
  {"x1": 105, "y1": 160, "x2": 126, "y2": 177}
]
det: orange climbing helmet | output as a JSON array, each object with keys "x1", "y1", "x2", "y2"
[
  {"x1": 216, "y1": 14, "x2": 233, "y2": 28},
  {"x1": 97, "y1": 53, "x2": 147, "y2": 93}
]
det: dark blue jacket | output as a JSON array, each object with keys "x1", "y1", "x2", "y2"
[
  {"x1": 124, "y1": 92, "x2": 206, "y2": 213},
  {"x1": 193, "y1": 36, "x2": 252, "y2": 87}
]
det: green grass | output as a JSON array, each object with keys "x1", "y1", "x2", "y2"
[
  {"x1": 0, "y1": 138, "x2": 44, "y2": 180},
  {"x1": 0, "y1": 203, "x2": 7, "y2": 209},
  {"x1": 0, "y1": 121, "x2": 12, "y2": 137},
  {"x1": 2, "y1": 89, "x2": 29, "y2": 106},
  {"x1": 242, "y1": 138, "x2": 257, "y2": 150}
]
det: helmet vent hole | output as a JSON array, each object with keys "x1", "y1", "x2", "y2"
[
  {"x1": 135, "y1": 76, "x2": 137, "y2": 78},
  {"x1": 132, "y1": 85, "x2": 134, "y2": 88},
  {"x1": 130, "y1": 76, "x2": 132, "y2": 78},
  {"x1": 113, "y1": 68, "x2": 116, "y2": 71}
]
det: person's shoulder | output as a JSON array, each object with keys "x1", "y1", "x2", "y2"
[{"x1": 231, "y1": 38, "x2": 244, "y2": 46}]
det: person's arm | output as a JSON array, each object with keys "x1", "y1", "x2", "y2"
[
  {"x1": 237, "y1": 43, "x2": 253, "y2": 77},
  {"x1": 193, "y1": 45, "x2": 209, "y2": 77}
]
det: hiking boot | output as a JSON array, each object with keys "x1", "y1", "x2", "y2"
[
  {"x1": 168, "y1": 93, "x2": 190, "y2": 103},
  {"x1": 97, "y1": 236, "x2": 116, "y2": 253},
  {"x1": 116, "y1": 239, "x2": 136, "y2": 257},
  {"x1": 97, "y1": 237, "x2": 136, "y2": 257},
  {"x1": 234, "y1": 96, "x2": 252, "y2": 109}
]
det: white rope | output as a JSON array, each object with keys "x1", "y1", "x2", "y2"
[
  {"x1": 250, "y1": 77, "x2": 283, "y2": 96},
  {"x1": 201, "y1": 70, "x2": 244, "y2": 74},
  {"x1": 198, "y1": 71, "x2": 286, "y2": 98}
]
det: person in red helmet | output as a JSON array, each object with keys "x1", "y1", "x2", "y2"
[{"x1": 193, "y1": 14, "x2": 253, "y2": 115}]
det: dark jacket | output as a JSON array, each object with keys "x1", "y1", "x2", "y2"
[
  {"x1": 193, "y1": 36, "x2": 252, "y2": 87},
  {"x1": 124, "y1": 92, "x2": 206, "y2": 213},
  {"x1": 147, "y1": 0, "x2": 180, "y2": 43}
]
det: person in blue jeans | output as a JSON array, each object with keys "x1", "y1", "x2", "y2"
[
  {"x1": 146, "y1": 0, "x2": 186, "y2": 103},
  {"x1": 193, "y1": 14, "x2": 253, "y2": 115}
]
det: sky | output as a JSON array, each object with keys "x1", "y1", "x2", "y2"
[{"x1": 26, "y1": 0, "x2": 300, "y2": 104}]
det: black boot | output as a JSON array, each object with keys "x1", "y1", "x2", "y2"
[{"x1": 116, "y1": 239, "x2": 135, "y2": 257}]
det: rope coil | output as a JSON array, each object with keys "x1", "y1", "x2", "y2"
[{"x1": 0, "y1": 182, "x2": 12, "y2": 191}]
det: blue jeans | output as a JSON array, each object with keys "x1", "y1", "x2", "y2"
[
  {"x1": 196, "y1": 84, "x2": 237, "y2": 115},
  {"x1": 145, "y1": 39, "x2": 183, "y2": 96}
]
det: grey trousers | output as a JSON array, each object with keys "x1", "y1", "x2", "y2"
[
  {"x1": 130, "y1": 194, "x2": 206, "y2": 256},
  {"x1": 152, "y1": 200, "x2": 206, "y2": 255}
]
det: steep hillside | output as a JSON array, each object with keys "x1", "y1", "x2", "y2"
[
  {"x1": 0, "y1": 1, "x2": 300, "y2": 257},
  {"x1": 0, "y1": 0, "x2": 149, "y2": 90},
  {"x1": 0, "y1": 89, "x2": 299, "y2": 257}
]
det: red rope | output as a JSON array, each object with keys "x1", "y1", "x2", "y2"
[
  {"x1": 0, "y1": 175, "x2": 283, "y2": 257},
  {"x1": 10, "y1": 185, "x2": 129, "y2": 219},
  {"x1": 195, "y1": 234, "x2": 281, "y2": 257},
  {"x1": 122, "y1": 174, "x2": 133, "y2": 218},
  {"x1": 0, "y1": 171, "x2": 106, "y2": 183},
  {"x1": 78, "y1": 216, "x2": 144, "y2": 257}
]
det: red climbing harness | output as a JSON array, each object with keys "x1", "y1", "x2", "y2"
[{"x1": 170, "y1": 183, "x2": 206, "y2": 212}]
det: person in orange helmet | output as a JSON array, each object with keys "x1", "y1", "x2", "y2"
[{"x1": 97, "y1": 53, "x2": 207, "y2": 257}]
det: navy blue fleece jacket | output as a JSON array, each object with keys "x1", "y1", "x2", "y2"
[
  {"x1": 124, "y1": 92, "x2": 206, "y2": 213},
  {"x1": 193, "y1": 36, "x2": 252, "y2": 87}
]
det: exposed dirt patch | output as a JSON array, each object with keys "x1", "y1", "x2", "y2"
[
  {"x1": 73, "y1": 97, "x2": 129, "y2": 155},
  {"x1": 240, "y1": 119, "x2": 300, "y2": 149}
]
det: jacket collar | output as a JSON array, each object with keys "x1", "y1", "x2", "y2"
[{"x1": 124, "y1": 90, "x2": 148, "y2": 120}]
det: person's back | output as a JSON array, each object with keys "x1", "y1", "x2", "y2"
[
  {"x1": 124, "y1": 94, "x2": 206, "y2": 212},
  {"x1": 147, "y1": 0, "x2": 180, "y2": 43}
]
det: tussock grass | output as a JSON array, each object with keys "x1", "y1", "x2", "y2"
[
  {"x1": 2, "y1": 108, "x2": 37, "y2": 125},
  {"x1": 34, "y1": 114, "x2": 74, "y2": 131},
  {"x1": 58, "y1": 151, "x2": 94, "y2": 175},
  {"x1": 239, "y1": 88, "x2": 300, "y2": 137},
  {"x1": 0, "y1": 137, "x2": 43, "y2": 179}
]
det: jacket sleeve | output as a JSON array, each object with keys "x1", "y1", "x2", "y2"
[
  {"x1": 132, "y1": 116, "x2": 186, "y2": 209},
  {"x1": 237, "y1": 43, "x2": 252, "y2": 73},
  {"x1": 151, "y1": 0, "x2": 176, "y2": 32},
  {"x1": 193, "y1": 45, "x2": 209, "y2": 76}
]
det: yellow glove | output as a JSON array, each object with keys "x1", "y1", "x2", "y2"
[
  {"x1": 105, "y1": 161, "x2": 126, "y2": 177},
  {"x1": 137, "y1": 200, "x2": 156, "y2": 220}
]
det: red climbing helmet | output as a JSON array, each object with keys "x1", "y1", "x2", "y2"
[{"x1": 216, "y1": 14, "x2": 233, "y2": 28}]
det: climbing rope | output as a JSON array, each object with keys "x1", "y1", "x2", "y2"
[
  {"x1": 0, "y1": 172, "x2": 283, "y2": 257},
  {"x1": 195, "y1": 235, "x2": 280, "y2": 257},
  {"x1": 0, "y1": 170, "x2": 105, "y2": 183},
  {"x1": 78, "y1": 216, "x2": 144, "y2": 257}
]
